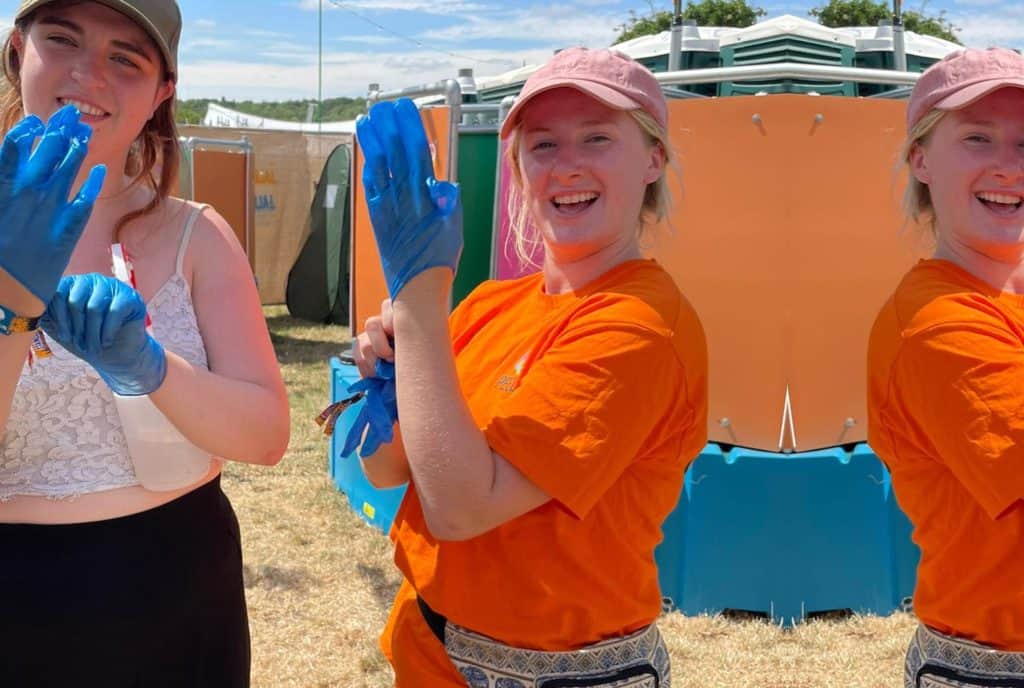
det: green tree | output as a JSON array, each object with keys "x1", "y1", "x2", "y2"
[
  {"x1": 175, "y1": 99, "x2": 208, "y2": 125},
  {"x1": 809, "y1": 0, "x2": 961, "y2": 44},
  {"x1": 174, "y1": 97, "x2": 367, "y2": 126},
  {"x1": 614, "y1": 0, "x2": 766, "y2": 43}
]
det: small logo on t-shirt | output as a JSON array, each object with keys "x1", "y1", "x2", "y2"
[
  {"x1": 495, "y1": 374, "x2": 517, "y2": 392},
  {"x1": 495, "y1": 354, "x2": 528, "y2": 393}
]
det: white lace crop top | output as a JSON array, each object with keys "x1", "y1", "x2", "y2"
[{"x1": 0, "y1": 204, "x2": 211, "y2": 500}]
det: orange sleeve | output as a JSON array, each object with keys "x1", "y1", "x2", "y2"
[
  {"x1": 889, "y1": 318, "x2": 1024, "y2": 519},
  {"x1": 482, "y1": 313, "x2": 693, "y2": 520}
]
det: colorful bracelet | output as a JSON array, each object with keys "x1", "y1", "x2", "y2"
[{"x1": 0, "y1": 303, "x2": 40, "y2": 336}]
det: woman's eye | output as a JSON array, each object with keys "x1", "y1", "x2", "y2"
[
  {"x1": 587, "y1": 134, "x2": 610, "y2": 143},
  {"x1": 531, "y1": 141, "x2": 555, "y2": 151},
  {"x1": 965, "y1": 134, "x2": 990, "y2": 144},
  {"x1": 112, "y1": 55, "x2": 139, "y2": 69},
  {"x1": 47, "y1": 34, "x2": 75, "y2": 47}
]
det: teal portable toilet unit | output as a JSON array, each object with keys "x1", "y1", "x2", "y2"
[
  {"x1": 718, "y1": 15, "x2": 857, "y2": 96},
  {"x1": 328, "y1": 357, "x2": 406, "y2": 533}
]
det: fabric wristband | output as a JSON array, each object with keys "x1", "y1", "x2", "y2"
[{"x1": 0, "y1": 303, "x2": 40, "y2": 335}]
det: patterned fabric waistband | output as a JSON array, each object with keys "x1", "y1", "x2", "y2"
[
  {"x1": 905, "y1": 624, "x2": 1024, "y2": 687},
  {"x1": 443, "y1": 621, "x2": 671, "y2": 688}
]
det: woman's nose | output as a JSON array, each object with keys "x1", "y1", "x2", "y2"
[
  {"x1": 551, "y1": 146, "x2": 582, "y2": 182},
  {"x1": 69, "y1": 51, "x2": 107, "y2": 90},
  {"x1": 990, "y1": 138, "x2": 1024, "y2": 179}
]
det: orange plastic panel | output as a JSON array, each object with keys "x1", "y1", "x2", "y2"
[
  {"x1": 649, "y1": 95, "x2": 924, "y2": 451},
  {"x1": 351, "y1": 107, "x2": 452, "y2": 330},
  {"x1": 191, "y1": 148, "x2": 253, "y2": 270}
]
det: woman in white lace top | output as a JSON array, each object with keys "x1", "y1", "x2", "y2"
[{"x1": 0, "y1": 1, "x2": 289, "y2": 685}]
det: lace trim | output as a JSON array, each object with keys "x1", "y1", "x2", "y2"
[{"x1": 0, "y1": 274, "x2": 208, "y2": 500}]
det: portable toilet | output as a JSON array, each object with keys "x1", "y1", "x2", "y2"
[
  {"x1": 718, "y1": 15, "x2": 858, "y2": 96},
  {"x1": 614, "y1": 21, "x2": 722, "y2": 97},
  {"x1": 849, "y1": 21, "x2": 960, "y2": 96}
]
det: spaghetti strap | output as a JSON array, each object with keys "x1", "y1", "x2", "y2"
[{"x1": 175, "y1": 203, "x2": 210, "y2": 277}]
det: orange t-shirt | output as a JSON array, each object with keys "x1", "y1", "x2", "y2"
[
  {"x1": 868, "y1": 259, "x2": 1024, "y2": 650},
  {"x1": 390, "y1": 258, "x2": 708, "y2": 651}
]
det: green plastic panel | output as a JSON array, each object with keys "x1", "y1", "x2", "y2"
[
  {"x1": 452, "y1": 131, "x2": 498, "y2": 305},
  {"x1": 855, "y1": 52, "x2": 940, "y2": 96},
  {"x1": 638, "y1": 51, "x2": 721, "y2": 97}
]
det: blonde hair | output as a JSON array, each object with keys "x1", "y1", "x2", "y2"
[
  {"x1": 504, "y1": 107, "x2": 679, "y2": 268},
  {"x1": 1, "y1": 0, "x2": 180, "y2": 242},
  {"x1": 900, "y1": 108, "x2": 947, "y2": 236}
]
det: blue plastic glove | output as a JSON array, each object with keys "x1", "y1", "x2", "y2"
[
  {"x1": 0, "y1": 105, "x2": 106, "y2": 303},
  {"x1": 356, "y1": 98, "x2": 463, "y2": 298},
  {"x1": 41, "y1": 274, "x2": 167, "y2": 397},
  {"x1": 341, "y1": 359, "x2": 399, "y2": 458}
]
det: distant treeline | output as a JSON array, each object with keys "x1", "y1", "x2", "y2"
[{"x1": 176, "y1": 96, "x2": 368, "y2": 125}]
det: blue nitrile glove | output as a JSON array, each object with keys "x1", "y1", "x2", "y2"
[
  {"x1": 341, "y1": 359, "x2": 399, "y2": 458},
  {"x1": 41, "y1": 274, "x2": 167, "y2": 396},
  {"x1": 356, "y1": 98, "x2": 463, "y2": 298},
  {"x1": 0, "y1": 105, "x2": 106, "y2": 303}
]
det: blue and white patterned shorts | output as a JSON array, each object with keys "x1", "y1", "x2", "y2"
[
  {"x1": 905, "y1": 624, "x2": 1024, "y2": 687},
  {"x1": 443, "y1": 622, "x2": 671, "y2": 688}
]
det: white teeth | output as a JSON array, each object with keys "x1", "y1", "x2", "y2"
[
  {"x1": 553, "y1": 192, "x2": 598, "y2": 205},
  {"x1": 977, "y1": 191, "x2": 1023, "y2": 205},
  {"x1": 59, "y1": 98, "x2": 105, "y2": 116}
]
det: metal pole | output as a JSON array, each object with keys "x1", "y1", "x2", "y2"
[
  {"x1": 668, "y1": 0, "x2": 683, "y2": 72},
  {"x1": 892, "y1": 0, "x2": 908, "y2": 72},
  {"x1": 317, "y1": 0, "x2": 323, "y2": 134}
]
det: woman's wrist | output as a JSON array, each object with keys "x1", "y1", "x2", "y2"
[
  {"x1": 0, "y1": 269, "x2": 44, "y2": 318},
  {"x1": 392, "y1": 267, "x2": 453, "y2": 310}
]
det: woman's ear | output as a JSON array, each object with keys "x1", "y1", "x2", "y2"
[
  {"x1": 908, "y1": 141, "x2": 931, "y2": 186},
  {"x1": 10, "y1": 28, "x2": 25, "y2": 64},
  {"x1": 150, "y1": 80, "x2": 175, "y2": 119},
  {"x1": 643, "y1": 141, "x2": 666, "y2": 185}
]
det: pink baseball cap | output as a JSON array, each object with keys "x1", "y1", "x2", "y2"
[
  {"x1": 500, "y1": 47, "x2": 668, "y2": 139},
  {"x1": 906, "y1": 47, "x2": 1024, "y2": 131}
]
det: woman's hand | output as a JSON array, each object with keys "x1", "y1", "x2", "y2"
[
  {"x1": 352, "y1": 298, "x2": 395, "y2": 378},
  {"x1": 356, "y1": 98, "x2": 463, "y2": 299},
  {"x1": 0, "y1": 105, "x2": 105, "y2": 308},
  {"x1": 41, "y1": 274, "x2": 167, "y2": 396},
  {"x1": 341, "y1": 299, "x2": 399, "y2": 458}
]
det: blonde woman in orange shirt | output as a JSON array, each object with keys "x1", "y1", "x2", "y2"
[
  {"x1": 867, "y1": 47, "x2": 1024, "y2": 686},
  {"x1": 348, "y1": 48, "x2": 707, "y2": 686}
]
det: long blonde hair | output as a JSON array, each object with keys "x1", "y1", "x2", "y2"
[
  {"x1": 1, "y1": 0, "x2": 181, "y2": 242},
  {"x1": 900, "y1": 108, "x2": 948, "y2": 236},
  {"x1": 503, "y1": 107, "x2": 679, "y2": 268}
]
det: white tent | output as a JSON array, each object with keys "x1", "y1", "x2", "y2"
[{"x1": 201, "y1": 102, "x2": 356, "y2": 133}]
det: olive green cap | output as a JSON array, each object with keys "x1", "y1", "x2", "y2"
[{"x1": 15, "y1": 0, "x2": 181, "y2": 80}]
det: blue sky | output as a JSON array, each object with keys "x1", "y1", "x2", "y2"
[{"x1": 2, "y1": 0, "x2": 1020, "y2": 102}]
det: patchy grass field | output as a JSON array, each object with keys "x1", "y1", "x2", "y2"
[{"x1": 222, "y1": 306, "x2": 915, "y2": 687}]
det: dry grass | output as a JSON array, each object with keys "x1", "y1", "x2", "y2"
[
  {"x1": 224, "y1": 305, "x2": 917, "y2": 687},
  {"x1": 661, "y1": 613, "x2": 916, "y2": 687}
]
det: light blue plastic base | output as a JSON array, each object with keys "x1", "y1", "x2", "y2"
[
  {"x1": 328, "y1": 357, "x2": 406, "y2": 534},
  {"x1": 655, "y1": 443, "x2": 920, "y2": 624}
]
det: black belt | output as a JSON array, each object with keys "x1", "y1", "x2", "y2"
[{"x1": 416, "y1": 594, "x2": 448, "y2": 644}]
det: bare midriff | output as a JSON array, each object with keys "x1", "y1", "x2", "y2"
[{"x1": 0, "y1": 461, "x2": 223, "y2": 524}]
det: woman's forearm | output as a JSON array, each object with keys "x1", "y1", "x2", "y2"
[
  {"x1": 148, "y1": 352, "x2": 290, "y2": 465},
  {"x1": 391, "y1": 268, "x2": 498, "y2": 536},
  {"x1": 0, "y1": 274, "x2": 44, "y2": 436}
]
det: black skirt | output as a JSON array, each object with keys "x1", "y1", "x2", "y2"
[{"x1": 0, "y1": 475, "x2": 250, "y2": 687}]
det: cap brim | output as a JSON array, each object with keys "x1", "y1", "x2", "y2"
[
  {"x1": 935, "y1": 78, "x2": 1024, "y2": 112},
  {"x1": 500, "y1": 79, "x2": 642, "y2": 139}
]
